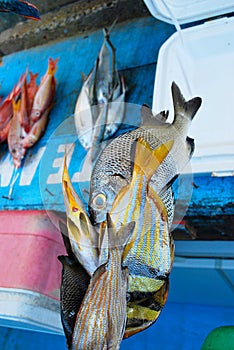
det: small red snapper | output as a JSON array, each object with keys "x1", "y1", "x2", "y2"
[
  {"x1": 7, "y1": 99, "x2": 26, "y2": 168},
  {"x1": 30, "y1": 57, "x2": 58, "y2": 123}
]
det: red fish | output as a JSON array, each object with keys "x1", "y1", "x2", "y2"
[
  {"x1": 19, "y1": 72, "x2": 31, "y2": 133},
  {"x1": 0, "y1": 120, "x2": 11, "y2": 143},
  {"x1": 0, "y1": 75, "x2": 23, "y2": 131},
  {"x1": 30, "y1": 57, "x2": 58, "y2": 123},
  {"x1": 27, "y1": 71, "x2": 39, "y2": 113},
  {"x1": 7, "y1": 99, "x2": 26, "y2": 168},
  {"x1": 23, "y1": 106, "x2": 50, "y2": 148}
]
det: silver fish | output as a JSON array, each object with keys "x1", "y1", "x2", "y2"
[
  {"x1": 109, "y1": 138, "x2": 175, "y2": 337},
  {"x1": 71, "y1": 216, "x2": 135, "y2": 350},
  {"x1": 88, "y1": 82, "x2": 202, "y2": 225},
  {"x1": 74, "y1": 24, "x2": 126, "y2": 152}
]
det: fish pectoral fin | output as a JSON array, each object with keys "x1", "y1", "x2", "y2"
[
  {"x1": 141, "y1": 104, "x2": 169, "y2": 126},
  {"x1": 171, "y1": 82, "x2": 202, "y2": 120},
  {"x1": 148, "y1": 186, "x2": 168, "y2": 222},
  {"x1": 132, "y1": 138, "x2": 174, "y2": 182}
]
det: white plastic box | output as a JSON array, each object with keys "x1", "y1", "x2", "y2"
[{"x1": 144, "y1": 0, "x2": 234, "y2": 174}]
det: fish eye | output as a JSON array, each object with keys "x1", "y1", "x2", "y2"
[
  {"x1": 35, "y1": 111, "x2": 40, "y2": 117},
  {"x1": 92, "y1": 193, "x2": 107, "y2": 210}
]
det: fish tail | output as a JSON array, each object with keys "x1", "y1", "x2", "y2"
[
  {"x1": 103, "y1": 17, "x2": 118, "y2": 38},
  {"x1": 29, "y1": 71, "x2": 39, "y2": 82},
  {"x1": 48, "y1": 57, "x2": 59, "y2": 75},
  {"x1": 132, "y1": 138, "x2": 174, "y2": 182},
  {"x1": 171, "y1": 81, "x2": 202, "y2": 120}
]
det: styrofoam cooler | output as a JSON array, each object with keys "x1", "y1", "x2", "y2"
[
  {"x1": 0, "y1": 210, "x2": 65, "y2": 334},
  {"x1": 144, "y1": 0, "x2": 234, "y2": 174}
]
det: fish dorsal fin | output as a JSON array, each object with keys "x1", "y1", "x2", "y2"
[
  {"x1": 105, "y1": 213, "x2": 135, "y2": 250},
  {"x1": 132, "y1": 138, "x2": 174, "y2": 182},
  {"x1": 171, "y1": 81, "x2": 202, "y2": 121},
  {"x1": 141, "y1": 104, "x2": 169, "y2": 126}
]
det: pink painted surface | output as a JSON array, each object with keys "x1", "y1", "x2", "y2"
[{"x1": 0, "y1": 210, "x2": 66, "y2": 300}]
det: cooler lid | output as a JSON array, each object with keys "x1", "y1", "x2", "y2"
[
  {"x1": 152, "y1": 16, "x2": 234, "y2": 174},
  {"x1": 144, "y1": 0, "x2": 234, "y2": 24}
]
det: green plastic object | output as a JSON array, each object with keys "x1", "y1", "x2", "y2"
[{"x1": 201, "y1": 326, "x2": 234, "y2": 350}]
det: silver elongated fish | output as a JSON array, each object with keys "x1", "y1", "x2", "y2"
[
  {"x1": 89, "y1": 82, "x2": 202, "y2": 225},
  {"x1": 74, "y1": 24, "x2": 126, "y2": 152},
  {"x1": 71, "y1": 216, "x2": 135, "y2": 350},
  {"x1": 109, "y1": 138, "x2": 175, "y2": 337}
]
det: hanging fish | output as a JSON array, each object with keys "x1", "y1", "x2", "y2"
[
  {"x1": 71, "y1": 216, "x2": 135, "y2": 350},
  {"x1": 88, "y1": 82, "x2": 202, "y2": 226},
  {"x1": 30, "y1": 57, "x2": 58, "y2": 123},
  {"x1": 58, "y1": 221, "x2": 91, "y2": 350},
  {"x1": 27, "y1": 71, "x2": 39, "y2": 113},
  {"x1": 0, "y1": 120, "x2": 11, "y2": 143},
  {"x1": 0, "y1": 0, "x2": 40, "y2": 20},
  {"x1": 0, "y1": 74, "x2": 23, "y2": 131},
  {"x1": 22, "y1": 106, "x2": 50, "y2": 148},
  {"x1": 74, "y1": 23, "x2": 126, "y2": 152},
  {"x1": 62, "y1": 156, "x2": 101, "y2": 275},
  {"x1": 7, "y1": 98, "x2": 26, "y2": 168},
  {"x1": 19, "y1": 71, "x2": 31, "y2": 133},
  {"x1": 110, "y1": 138, "x2": 174, "y2": 337}
]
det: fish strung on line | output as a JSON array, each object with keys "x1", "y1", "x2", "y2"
[
  {"x1": 109, "y1": 138, "x2": 174, "y2": 337},
  {"x1": 58, "y1": 221, "x2": 91, "y2": 350},
  {"x1": 30, "y1": 57, "x2": 58, "y2": 123},
  {"x1": 88, "y1": 82, "x2": 202, "y2": 226},
  {"x1": 7, "y1": 98, "x2": 26, "y2": 168},
  {"x1": 0, "y1": 0, "x2": 40, "y2": 20},
  {"x1": 0, "y1": 73, "x2": 24, "y2": 133},
  {"x1": 74, "y1": 24, "x2": 126, "y2": 154},
  {"x1": 71, "y1": 215, "x2": 135, "y2": 350},
  {"x1": 62, "y1": 155, "x2": 102, "y2": 275}
]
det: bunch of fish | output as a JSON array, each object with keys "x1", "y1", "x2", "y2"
[
  {"x1": 0, "y1": 57, "x2": 58, "y2": 168},
  {"x1": 0, "y1": 0, "x2": 40, "y2": 20},
  {"x1": 60, "y1": 82, "x2": 202, "y2": 349},
  {"x1": 74, "y1": 24, "x2": 126, "y2": 161}
]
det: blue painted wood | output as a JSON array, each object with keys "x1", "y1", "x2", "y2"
[{"x1": 0, "y1": 16, "x2": 175, "y2": 210}]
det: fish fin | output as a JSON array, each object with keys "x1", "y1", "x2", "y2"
[
  {"x1": 103, "y1": 17, "x2": 118, "y2": 38},
  {"x1": 141, "y1": 104, "x2": 169, "y2": 126},
  {"x1": 132, "y1": 138, "x2": 174, "y2": 182},
  {"x1": 186, "y1": 136, "x2": 195, "y2": 158},
  {"x1": 148, "y1": 187, "x2": 168, "y2": 222},
  {"x1": 106, "y1": 213, "x2": 135, "y2": 250},
  {"x1": 81, "y1": 72, "x2": 87, "y2": 82},
  {"x1": 171, "y1": 81, "x2": 202, "y2": 120}
]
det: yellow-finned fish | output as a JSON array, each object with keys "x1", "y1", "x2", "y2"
[
  {"x1": 7, "y1": 99, "x2": 26, "y2": 168},
  {"x1": 71, "y1": 215, "x2": 135, "y2": 350},
  {"x1": 30, "y1": 57, "x2": 58, "y2": 123},
  {"x1": 62, "y1": 155, "x2": 101, "y2": 275},
  {"x1": 89, "y1": 82, "x2": 202, "y2": 226},
  {"x1": 110, "y1": 138, "x2": 175, "y2": 337}
]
